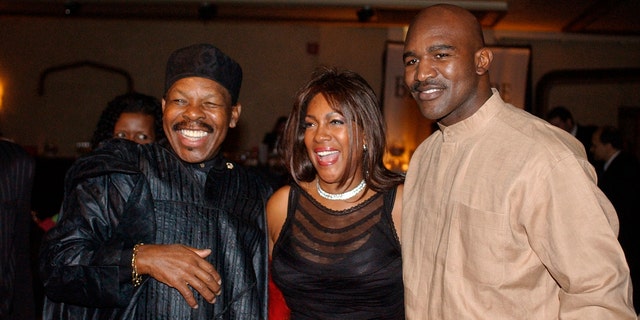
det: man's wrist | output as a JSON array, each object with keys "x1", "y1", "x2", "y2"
[{"x1": 131, "y1": 243, "x2": 144, "y2": 287}]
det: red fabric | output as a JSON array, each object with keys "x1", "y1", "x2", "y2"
[
  {"x1": 268, "y1": 265, "x2": 290, "y2": 320},
  {"x1": 38, "y1": 217, "x2": 57, "y2": 232}
]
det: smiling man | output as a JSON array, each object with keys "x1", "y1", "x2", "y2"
[
  {"x1": 401, "y1": 4, "x2": 636, "y2": 319},
  {"x1": 40, "y1": 44, "x2": 271, "y2": 319}
]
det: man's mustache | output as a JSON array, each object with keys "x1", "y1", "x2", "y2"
[
  {"x1": 411, "y1": 79, "x2": 443, "y2": 92},
  {"x1": 172, "y1": 121, "x2": 214, "y2": 132}
]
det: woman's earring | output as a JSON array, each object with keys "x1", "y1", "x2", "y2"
[{"x1": 363, "y1": 143, "x2": 367, "y2": 152}]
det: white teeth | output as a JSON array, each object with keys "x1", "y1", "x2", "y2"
[
  {"x1": 425, "y1": 88, "x2": 440, "y2": 94},
  {"x1": 317, "y1": 151, "x2": 338, "y2": 157},
  {"x1": 179, "y1": 129, "x2": 208, "y2": 140}
]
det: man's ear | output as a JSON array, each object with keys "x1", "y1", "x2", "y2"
[
  {"x1": 229, "y1": 103, "x2": 242, "y2": 128},
  {"x1": 161, "y1": 98, "x2": 166, "y2": 112},
  {"x1": 475, "y1": 47, "x2": 493, "y2": 75}
]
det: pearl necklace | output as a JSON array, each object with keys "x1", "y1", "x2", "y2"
[{"x1": 316, "y1": 179, "x2": 366, "y2": 201}]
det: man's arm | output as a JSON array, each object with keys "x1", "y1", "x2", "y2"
[
  {"x1": 40, "y1": 170, "x2": 223, "y2": 309},
  {"x1": 39, "y1": 173, "x2": 146, "y2": 307},
  {"x1": 525, "y1": 157, "x2": 636, "y2": 318}
]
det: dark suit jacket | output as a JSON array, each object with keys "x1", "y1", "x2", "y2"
[
  {"x1": 598, "y1": 151, "x2": 640, "y2": 309},
  {"x1": 575, "y1": 124, "x2": 597, "y2": 165},
  {"x1": 0, "y1": 139, "x2": 36, "y2": 319}
]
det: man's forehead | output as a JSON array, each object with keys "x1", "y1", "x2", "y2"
[{"x1": 167, "y1": 77, "x2": 231, "y2": 96}]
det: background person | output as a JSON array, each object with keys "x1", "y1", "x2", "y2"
[
  {"x1": 546, "y1": 105, "x2": 598, "y2": 165},
  {"x1": 401, "y1": 4, "x2": 636, "y2": 318},
  {"x1": 32, "y1": 92, "x2": 165, "y2": 233},
  {"x1": 0, "y1": 136, "x2": 36, "y2": 320},
  {"x1": 591, "y1": 125, "x2": 640, "y2": 310},
  {"x1": 261, "y1": 116, "x2": 287, "y2": 157},
  {"x1": 268, "y1": 67, "x2": 405, "y2": 319},
  {"x1": 90, "y1": 91, "x2": 165, "y2": 149},
  {"x1": 258, "y1": 116, "x2": 289, "y2": 190},
  {"x1": 39, "y1": 43, "x2": 271, "y2": 319}
]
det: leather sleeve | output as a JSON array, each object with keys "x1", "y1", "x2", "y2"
[{"x1": 39, "y1": 146, "x2": 155, "y2": 308}]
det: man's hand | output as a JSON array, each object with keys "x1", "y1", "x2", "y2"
[{"x1": 134, "y1": 244, "x2": 221, "y2": 309}]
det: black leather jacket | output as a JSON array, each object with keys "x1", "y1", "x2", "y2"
[{"x1": 39, "y1": 140, "x2": 270, "y2": 319}]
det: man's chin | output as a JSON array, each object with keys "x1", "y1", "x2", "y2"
[
  {"x1": 171, "y1": 146, "x2": 209, "y2": 163},
  {"x1": 418, "y1": 107, "x2": 443, "y2": 121},
  {"x1": 178, "y1": 154, "x2": 208, "y2": 163}
]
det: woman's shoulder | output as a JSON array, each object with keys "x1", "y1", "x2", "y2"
[
  {"x1": 267, "y1": 184, "x2": 293, "y2": 243},
  {"x1": 395, "y1": 183, "x2": 404, "y2": 194},
  {"x1": 268, "y1": 184, "x2": 292, "y2": 206}
]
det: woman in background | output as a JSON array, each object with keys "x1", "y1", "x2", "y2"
[
  {"x1": 268, "y1": 67, "x2": 405, "y2": 319},
  {"x1": 90, "y1": 92, "x2": 165, "y2": 149},
  {"x1": 34, "y1": 92, "x2": 165, "y2": 232}
]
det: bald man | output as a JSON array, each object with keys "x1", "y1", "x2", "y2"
[{"x1": 401, "y1": 4, "x2": 636, "y2": 319}]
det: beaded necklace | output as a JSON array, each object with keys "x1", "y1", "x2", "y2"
[{"x1": 316, "y1": 179, "x2": 366, "y2": 201}]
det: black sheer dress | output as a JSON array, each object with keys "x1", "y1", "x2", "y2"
[{"x1": 271, "y1": 183, "x2": 404, "y2": 319}]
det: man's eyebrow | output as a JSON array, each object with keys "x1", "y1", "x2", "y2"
[
  {"x1": 402, "y1": 45, "x2": 455, "y2": 60},
  {"x1": 428, "y1": 44, "x2": 455, "y2": 52},
  {"x1": 402, "y1": 51, "x2": 415, "y2": 60},
  {"x1": 429, "y1": 44, "x2": 456, "y2": 52}
]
